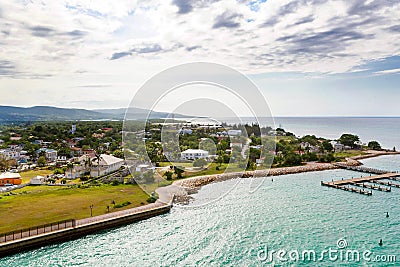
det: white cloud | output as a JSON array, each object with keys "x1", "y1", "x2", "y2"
[
  {"x1": 374, "y1": 68, "x2": 400, "y2": 75},
  {"x1": 0, "y1": 0, "x2": 399, "y2": 109}
]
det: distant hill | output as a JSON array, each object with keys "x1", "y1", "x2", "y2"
[
  {"x1": 0, "y1": 106, "x2": 183, "y2": 122},
  {"x1": 93, "y1": 107, "x2": 184, "y2": 120}
]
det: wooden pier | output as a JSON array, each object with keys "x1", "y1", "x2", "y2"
[{"x1": 321, "y1": 171, "x2": 400, "y2": 196}]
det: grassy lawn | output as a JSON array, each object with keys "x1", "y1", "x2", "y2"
[
  {"x1": 334, "y1": 150, "x2": 366, "y2": 159},
  {"x1": 183, "y1": 163, "x2": 243, "y2": 178},
  {"x1": 19, "y1": 169, "x2": 54, "y2": 184},
  {"x1": 0, "y1": 184, "x2": 149, "y2": 233}
]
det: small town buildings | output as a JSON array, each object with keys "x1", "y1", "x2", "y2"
[
  {"x1": 230, "y1": 142, "x2": 243, "y2": 149},
  {"x1": 30, "y1": 175, "x2": 46, "y2": 185},
  {"x1": 228, "y1": 130, "x2": 242, "y2": 136},
  {"x1": 82, "y1": 149, "x2": 96, "y2": 157},
  {"x1": 90, "y1": 154, "x2": 124, "y2": 177},
  {"x1": 179, "y1": 129, "x2": 193, "y2": 135},
  {"x1": 135, "y1": 164, "x2": 155, "y2": 173},
  {"x1": 0, "y1": 149, "x2": 20, "y2": 160},
  {"x1": 331, "y1": 141, "x2": 345, "y2": 152},
  {"x1": 37, "y1": 148, "x2": 58, "y2": 162},
  {"x1": 0, "y1": 172, "x2": 22, "y2": 186},
  {"x1": 181, "y1": 149, "x2": 209, "y2": 160}
]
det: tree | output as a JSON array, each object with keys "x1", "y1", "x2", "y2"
[
  {"x1": 143, "y1": 170, "x2": 155, "y2": 184},
  {"x1": 37, "y1": 156, "x2": 47, "y2": 167},
  {"x1": 368, "y1": 141, "x2": 381, "y2": 150},
  {"x1": 283, "y1": 152, "x2": 302, "y2": 166},
  {"x1": 113, "y1": 150, "x2": 124, "y2": 159},
  {"x1": 93, "y1": 153, "x2": 102, "y2": 177},
  {"x1": 339, "y1": 134, "x2": 359, "y2": 149},
  {"x1": 66, "y1": 162, "x2": 74, "y2": 178},
  {"x1": 0, "y1": 155, "x2": 9, "y2": 171},
  {"x1": 174, "y1": 166, "x2": 184, "y2": 179},
  {"x1": 216, "y1": 155, "x2": 223, "y2": 167},
  {"x1": 163, "y1": 171, "x2": 173, "y2": 181},
  {"x1": 193, "y1": 158, "x2": 207, "y2": 168},
  {"x1": 321, "y1": 141, "x2": 333, "y2": 152}
]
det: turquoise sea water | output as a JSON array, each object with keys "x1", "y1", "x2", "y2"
[{"x1": 1, "y1": 155, "x2": 399, "y2": 266}]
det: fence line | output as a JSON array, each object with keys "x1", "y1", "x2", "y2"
[{"x1": 1, "y1": 219, "x2": 76, "y2": 243}]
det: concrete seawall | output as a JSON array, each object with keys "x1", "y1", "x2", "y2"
[{"x1": 0, "y1": 204, "x2": 171, "y2": 258}]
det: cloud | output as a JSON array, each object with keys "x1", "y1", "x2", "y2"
[
  {"x1": 213, "y1": 11, "x2": 243, "y2": 28},
  {"x1": 186, "y1": 45, "x2": 201, "y2": 51},
  {"x1": 30, "y1": 25, "x2": 55, "y2": 37},
  {"x1": 173, "y1": 0, "x2": 193, "y2": 14},
  {"x1": 0, "y1": 60, "x2": 17, "y2": 77},
  {"x1": 110, "y1": 44, "x2": 164, "y2": 60},
  {"x1": 278, "y1": 27, "x2": 374, "y2": 54},
  {"x1": 387, "y1": 25, "x2": 400, "y2": 33},
  {"x1": 374, "y1": 68, "x2": 400, "y2": 75},
  {"x1": 30, "y1": 25, "x2": 86, "y2": 39},
  {"x1": 0, "y1": 0, "x2": 399, "y2": 84}
]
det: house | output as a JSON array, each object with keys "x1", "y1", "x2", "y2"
[
  {"x1": 92, "y1": 133, "x2": 105, "y2": 138},
  {"x1": 90, "y1": 154, "x2": 124, "y2": 177},
  {"x1": 228, "y1": 130, "x2": 242, "y2": 136},
  {"x1": 0, "y1": 139, "x2": 4, "y2": 145},
  {"x1": 30, "y1": 175, "x2": 46, "y2": 185},
  {"x1": 101, "y1": 128, "x2": 113, "y2": 132},
  {"x1": 82, "y1": 149, "x2": 96, "y2": 157},
  {"x1": 331, "y1": 141, "x2": 345, "y2": 152},
  {"x1": 135, "y1": 164, "x2": 155, "y2": 173},
  {"x1": 0, "y1": 149, "x2": 21, "y2": 160},
  {"x1": 181, "y1": 149, "x2": 209, "y2": 160},
  {"x1": 37, "y1": 148, "x2": 58, "y2": 162},
  {"x1": 65, "y1": 165, "x2": 87, "y2": 179},
  {"x1": 230, "y1": 142, "x2": 243, "y2": 149},
  {"x1": 179, "y1": 129, "x2": 193, "y2": 135},
  {"x1": 0, "y1": 172, "x2": 22, "y2": 186}
]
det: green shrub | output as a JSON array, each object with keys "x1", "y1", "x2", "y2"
[
  {"x1": 146, "y1": 196, "x2": 157, "y2": 203},
  {"x1": 111, "y1": 180, "x2": 120, "y2": 186}
]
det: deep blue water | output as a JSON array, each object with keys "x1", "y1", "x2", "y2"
[
  {"x1": 224, "y1": 117, "x2": 400, "y2": 150},
  {"x1": 1, "y1": 155, "x2": 399, "y2": 266}
]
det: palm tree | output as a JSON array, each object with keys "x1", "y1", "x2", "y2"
[
  {"x1": 93, "y1": 153, "x2": 102, "y2": 177},
  {"x1": 66, "y1": 162, "x2": 74, "y2": 179},
  {"x1": 84, "y1": 156, "x2": 92, "y2": 177}
]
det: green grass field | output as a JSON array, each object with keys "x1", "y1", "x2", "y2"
[
  {"x1": 334, "y1": 150, "x2": 366, "y2": 159},
  {"x1": 0, "y1": 184, "x2": 149, "y2": 233}
]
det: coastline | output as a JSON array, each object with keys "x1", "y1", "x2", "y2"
[{"x1": 156, "y1": 150, "x2": 400, "y2": 204}]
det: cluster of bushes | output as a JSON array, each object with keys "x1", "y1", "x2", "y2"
[{"x1": 114, "y1": 201, "x2": 131, "y2": 208}]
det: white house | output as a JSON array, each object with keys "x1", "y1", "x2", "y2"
[
  {"x1": 0, "y1": 139, "x2": 4, "y2": 145},
  {"x1": 135, "y1": 164, "x2": 155, "y2": 173},
  {"x1": 37, "y1": 148, "x2": 58, "y2": 162},
  {"x1": 0, "y1": 149, "x2": 20, "y2": 160},
  {"x1": 230, "y1": 142, "x2": 243, "y2": 149},
  {"x1": 181, "y1": 149, "x2": 209, "y2": 160},
  {"x1": 30, "y1": 175, "x2": 46, "y2": 185},
  {"x1": 179, "y1": 129, "x2": 193, "y2": 135},
  {"x1": 228, "y1": 130, "x2": 242, "y2": 136},
  {"x1": 331, "y1": 141, "x2": 345, "y2": 152},
  {"x1": 90, "y1": 154, "x2": 124, "y2": 177}
]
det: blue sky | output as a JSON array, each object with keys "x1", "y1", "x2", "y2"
[{"x1": 0, "y1": 0, "x2": 399, "y2": 116}]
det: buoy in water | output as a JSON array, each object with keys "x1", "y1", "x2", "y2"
[
  {"x1": 386, "y1": 212, "x2": 389, "y2": 218},
  {"x1": 379, "y1": 239, "x2": 383, "y2": 246}
]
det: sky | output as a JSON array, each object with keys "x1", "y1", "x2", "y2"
[{"x1": 0, "y1": 0, "x2": 399, "y2": 116}]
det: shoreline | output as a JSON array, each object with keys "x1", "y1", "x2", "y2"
[{"x1": 156, "y1": 150, "x2": 400, "y2": 204}]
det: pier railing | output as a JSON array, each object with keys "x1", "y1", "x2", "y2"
[
  {"x1": 0, "y1": 219, "x2": 76, "y2": 243},
  {"x1": 333, "y1": 163, "x2": 396, "y2": 174}
]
